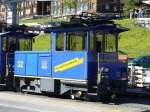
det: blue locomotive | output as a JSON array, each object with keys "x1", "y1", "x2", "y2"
[
  {"x1": 0, "y1": 14, "x2": 128, "y2": 101},
  {"x1": 0, "y1": 24, "x2": 37, "y2": 89}
]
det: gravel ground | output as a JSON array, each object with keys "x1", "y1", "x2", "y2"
[
  {"x1": 0, "y1": 92, "x2": 149, "y2": 112},
  {"x1": 0, "y1": 106, "x2": 34, "y2": 112}
]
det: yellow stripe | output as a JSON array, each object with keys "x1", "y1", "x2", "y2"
[{"x1": 54, "y1": 58, "x2": 84, "y2": 72}]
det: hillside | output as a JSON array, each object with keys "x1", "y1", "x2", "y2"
[{"x1": 115, "y1": 19, "x2": 150, "y2": 58}]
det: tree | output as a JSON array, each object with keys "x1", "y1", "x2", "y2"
[
  {"x1": 64, "y1": 0, "x2": 77, "y2": 14},
  {"x1": 123, "y1": 0, "x2": 141, "y2": 17}
]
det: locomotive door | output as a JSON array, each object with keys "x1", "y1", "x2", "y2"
[
  {"x1": 0, "y1": 34, "x2": 18, "y2": 84},
  {"x1": 0, "y1": 34, "x2": 7, "y2": 83}
]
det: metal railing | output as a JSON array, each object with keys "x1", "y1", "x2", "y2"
[{"x1": 128, "y1": 65, "x2": 150, "y2": 88}]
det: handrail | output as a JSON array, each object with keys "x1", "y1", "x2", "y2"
[{"x1": 5, "y1": 53, "x2": 14, "y2": 77}]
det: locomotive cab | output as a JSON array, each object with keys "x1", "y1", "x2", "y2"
[
  {"x1": 0, "y1": 29, "x2": 37, "y2": 89},
  {"x1": 50, "y1": 25, "x2": 128, "y2": 100}
]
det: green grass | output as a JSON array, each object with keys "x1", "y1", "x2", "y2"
[
  {"x1": 32, "y1": 34, "x2": 51, "y2": 51},
  {"x1": 20, "y1": 18, "x2": 67, "y2": 24},
  {"x1": 115, "y1": 19, "x2": 150, "y2": 58}
]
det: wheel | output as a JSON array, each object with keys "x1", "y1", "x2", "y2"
[
  {"x1": 20, "y1": 85, "x2": 28, "y2": 93},
  {"x1": 97, "y1": 81, "x2": 112, "y2": 103}
]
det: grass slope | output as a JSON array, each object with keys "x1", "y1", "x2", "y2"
[{"x1": 115, "y1": 19, "x2": 150, "y2": 58}]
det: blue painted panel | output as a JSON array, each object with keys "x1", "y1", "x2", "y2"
[
  {"x1": 52, "y1": 51, "x2": 87, "y2": 80},
  {"x1": 38, "y1": 53, "x2": 52, "y2": 77},
  {"x1": 26, "y1": 53, "x2": 38, "y2": 76},
  {"x1": 0, "y1": 53, "x2": 6, "y2": 78},
  {"x1": 14, "y1": 53, "x2": 26, "y2": 75},
  {"x1": 87, "y1": 52, "x2": 98, "y2": 81},
  {"x1": 101, "y1": 62, "x2": 127, "y2": 80}
]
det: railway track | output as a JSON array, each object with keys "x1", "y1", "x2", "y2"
[
  {"x1": 0, "y1": 87, "x2": 150, "y2": 104},
  {"x1": 127, "y1": 88, "x2": 150, "y2": 97},
  {"x1": 113, "y1": 88, "x2": 150, "y2": 105},
  {"x1": 0, "y1": 91, "x2": 150, "y2": 112}
]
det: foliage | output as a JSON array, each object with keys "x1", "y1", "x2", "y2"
[
  {"x1": 17, "y1": 4, "x2": 22, "y2": 12},
  {"x1": 123, "y1": 0, "x2": 141, "y2": 17},
  {"x1": 64, "y1": 0, "x2": 77, "y2": 9}
]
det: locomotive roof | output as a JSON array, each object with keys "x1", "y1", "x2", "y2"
[
  {"x1": 44, "y1": 23, "x2": 128, "y2": 33},
  {"x1": 0, "y1": 31, "x2": 37, "y2": 39},
  {"x1": 44, "y1": 12, "x2": 128, "y2": 33},
  {"x1": 0, "y1": 23, "x2": 37, "y2": 39},
  {"x1": 0, "y1": 12, "x2": 128, "y2": 36}
]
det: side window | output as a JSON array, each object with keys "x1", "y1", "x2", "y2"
[
  {"x1": 105, "y1": 34, "x2": 116, "y2": 52},
  {"x1": 66, "y1": 32, "x2": 76, "y2": 50},
  {"x1": 2, "y1": 37, "x2": 7, "y2": 51},
  {"x1": 96, "y1": 32, "x2": 103, "y2": 52},
  {"x1": 32, "y1": 33, "x2": 50, "y2": 51},
  {"x1": 19, "y1": 39, "x2": 32, "y2": 51},
  {"x1": 9, "y1": 38, "x2": 17, "y2": 52},
  {"x1": 76, "y1": 32, "x2": 86, "y2": 50},
  {"x1": 56, "y1": 33, "x2": 64, "y2": 51},
  {"x1": 89, "y1": 31, "x2": 103, "y2": 52},
  {"x1": 66, "y1": 32, "x2": 87, "y2": 51}
]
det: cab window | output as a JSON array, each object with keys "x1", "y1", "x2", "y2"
[
  {"x1": 105, "y1": 34, "x2": 116, "y2": 52},
  {"x1": 89, "y1": 31, "x2": 103, "y2": 52},
  {"x1": 19, "y1": 39, "x2": 32, "y2": 51},
  {"x1": 96, "y1": 32, "x2": 103, "y2": 52},
  {"x1": 2, "y1": 37, "x2": 7, "y2": 51},
  {"x1": 9, "y1": 38, "x2": 17, "y2": 52}
]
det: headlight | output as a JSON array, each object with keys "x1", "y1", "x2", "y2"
[
  {"x1": 104, "y1": 68, "x2": 109, "y2": 72},
  {"x1": 101, "y1": 67, "x2": 109, "y2": 73}
]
